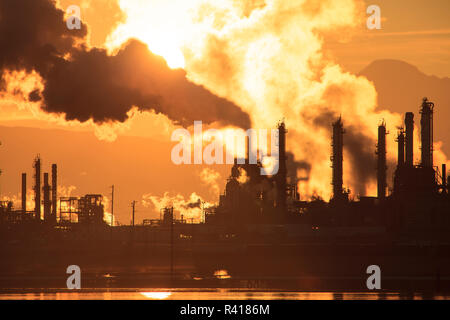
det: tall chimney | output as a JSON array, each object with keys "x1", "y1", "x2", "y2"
[
  {"x1": 420, "y1": 98, "x2": 434, "y2": 168},
  {"x1": 245, "y1": 134, "x2": 250, "y2": 164},
  {"x1": 332, "y1": 117, "x2": 344, "y2": 201},
  {"x1": 51, "y1": 164, "x2": 57, "y2": 223},
  {"x1": 276, "y1": 121, "x2": 287, "y2": 212},
  {"x1": 43, "y1": 173, "x2": 51, "y2": 222},
  {"x1": 443, "y1": 164, "x2": 447, "y2": 193},
  {"x1": 397, "y1": 129, "x2": 405, "y2": 168},
  {"x1": 21, "y1": 173, "x2": 26, "y2": 213},
  {"x1": 405, "y1": 112, "x2": 414, "y2": 166},
  {"x1": 377, "y1": 122, "x2": 387, "y2": 199},
  {"x1": 33, "y1": 156, "x2": 41, "y2": 221}
]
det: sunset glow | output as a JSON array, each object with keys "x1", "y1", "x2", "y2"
[
  {"x1": 1, "y1": 0, "x2": 450, "y2": 304},
  {"x1": 140, "y1": 291, "x2": 172, "y2": 299},
  {"x1": 106, "y1": 0, "x2": 203, "y2": 69}
]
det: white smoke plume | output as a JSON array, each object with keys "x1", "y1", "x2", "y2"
[{"x1": 142, "y1": 192, "x2": 214, "y2": 222}]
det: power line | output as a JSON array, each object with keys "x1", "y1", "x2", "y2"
[{"x1": 110, "y1": 185, "x2": 114, "y2": 227}]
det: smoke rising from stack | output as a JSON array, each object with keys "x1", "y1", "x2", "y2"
[
  {"x1": 182, "y1": 198, "x2": 202, "y2": 209},
  {"x1": 312, "y1": 111, "x2": 382, "y2": 196},
  {"x1": 0, "y1": 0, "x2": 250, "y2": 128},
  {"x1": 142, "y1": 192, "x2": 213, "y2": 222},
  {"x1": 420, "y1": 98, "x2": 434, "y2": 168},
  {"x1": 2, "y1": 0, "x2": 449, "y2": 202},
  {"x1": 397, "y1": 129, "x2": 405, "y2": 167},
  {"x1": 331, "y1": 117, "x2": 344, "y2": 200},
  {"x1": 177, "y1": 0, "x2": 447, "y2": 198},
  {"x1": 286, "y1": 152, "x2": 311, "y2": 182}
]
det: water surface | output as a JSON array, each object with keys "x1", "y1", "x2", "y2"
[{"x1": 0, "y1": 289, "x2": 448, "y2": 300}]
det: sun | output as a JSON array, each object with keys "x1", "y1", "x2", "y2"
[
  {"x1": 138, "y1": 34, "x2": 185, "y2": 69},
  {"x1": 105, "y1": 0, "x2": 204, "y2": 69}
]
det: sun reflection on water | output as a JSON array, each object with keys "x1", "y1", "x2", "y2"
[{"x1": 140, "y1": 291, "x2": 172, "y2": 299}]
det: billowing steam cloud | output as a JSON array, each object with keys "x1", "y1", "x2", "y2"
[
  {"x1": 199, "y1": 168, "x2": 221, "y2": 197},
  {"x1": 172, "y1": 0, "x2": 449, "y2": 198},
  {"x1": 182, "y1": 197, "x2": 202, "y2": 209},
  {"x1": 0, "y1": 0, "x2": 250, "y2": 128},
  {"x1": 142, "y1": 192, "x2": 212, "y2": 222},
  {"x1": 3, "y1": 0, "x2": 448, "y2": 201}
]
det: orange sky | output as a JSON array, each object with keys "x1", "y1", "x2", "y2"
[
  {"x1": 328, "y1": 0, "x2": 450, "y2": 77},
  {"x1": 55, "y1": 0, "x2": 450, "y2": 76},
  {"x1": 2, "y1": 0, "x2": 448, "y2": 131}
]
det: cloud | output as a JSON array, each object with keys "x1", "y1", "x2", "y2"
[
  {"x1": 142, "y1": 192, "x2": 212, "y2": 222},
  {"x1": 0, "y1": 0, "x2": 250, "y2": 129},
  {"x1": 180, "y1": 0, "x2": 416, "y2": 198},
  {"x1": 199, "y1": 168, "x2": 221, "y2": 197}
]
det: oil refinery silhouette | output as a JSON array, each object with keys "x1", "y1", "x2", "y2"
[{"x1": 0, "y1": 98, "x2": 449, "y2": 292}]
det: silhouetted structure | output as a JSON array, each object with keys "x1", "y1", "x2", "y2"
[
  {"x1": 377, "y1": 122, "x2": 387, "y2": 199},
  {"x1": 33, "y1": 156, "x2": 41, "y2": 221},
  {"x1": 331, "y1": 117, "x2": 345, "y2": 202},
  {"x1": 405, "y1": 112, "x2": 414, "y2": 166},
  {"x1": 420, "y1": 98, "x2": 434, "y2": 168},
  {"x1": 51, "y1": 164, "x2": 57, "y2": 222},
  {"x1": 275, "y1": 121, "x2": 287, "y2": 214},
  {"x1": 396, "y1": 129, "x2": 405, "y2": 168},
  {"x1": 21, "y1": 173, "x2": 26, "y2": 213},
  {"x1": 43, "y1": 173, "x2": 51, "y2": 222},
  {"x1": 394, "y1": 98, "x2": 438, "y2": 197},
  {"x1": 163, "y1": 207, "x2": 174, "y2": 226}
]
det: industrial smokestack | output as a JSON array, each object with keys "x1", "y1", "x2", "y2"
[
  {"x1": 51, "y1": 164, "x2": 57, "y2": 223},
  {"x1": 276, "y1": 121, "x2": 287, "y2": 213},
  {"x1": 377, "y1": 122, "x2": 387, "y2": 199},
  {"x1": 43, "y1": 173, "x2": 51, "y2": 222},
  {"x1": 396, "y1": 129, "x2": 405, "y2": 168},
  {"x1": 420, "y1": 98, "x2": 434, "y2": 168},
  {"x1": 245, "y1": 135, "x2": 250, "y2": 164},
  {"x1": 21, "y1": 173, "x2": 26, "y2": 213},
  {"x1": 405, "y1": 112, "x2": 414, "y2": 166},
  {"x1": 443, "y1": 164, "x2": 447, "y2": 193},
  {"x1": 332, "y1": 117, "x2": 344, "y2": 201},
  {"x1": 33, "y1": 156, "x2": 41, "y2": 221}
]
